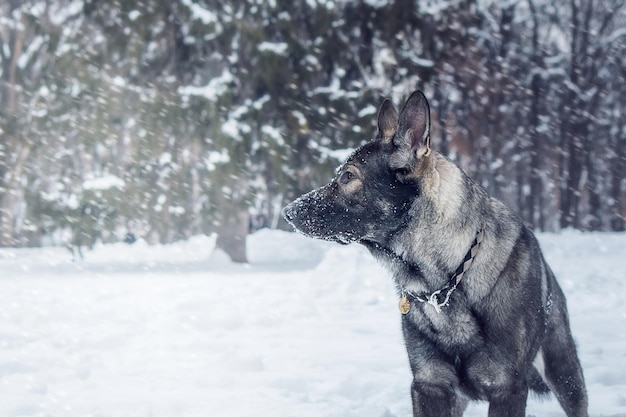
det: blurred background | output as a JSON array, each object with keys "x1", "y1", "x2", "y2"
[{"x1": 0, "y1": 0, "x2": 624, "y2": 262}]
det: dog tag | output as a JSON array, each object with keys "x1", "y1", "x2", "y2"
[{"x1": 399, "y1": 294, "x2": 411, "y2": 314}]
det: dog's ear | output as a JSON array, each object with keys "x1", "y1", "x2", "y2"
[
  {"x1": 395, "y1": 90, "x2": 431, "y2": 161},
  {"x1": 376, "y1": 99, "x2": 398, "y2": 139}
]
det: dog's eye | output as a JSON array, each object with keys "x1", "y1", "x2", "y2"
[
  {"x1": 339, "y1": 171, "x2": 355, "y2": 185},
  {"x1": 396, "y1": 168, "x2": 410, "y2": 177}
]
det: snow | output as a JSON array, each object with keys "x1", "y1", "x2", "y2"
[
  {"x1": 261, "y1": 125, "x2": 284, "y2": 145},
  {"x1": 178, "y1": 69, "x2": 235, "y2": 102},
  {"x1": 257, "y1": 41, "x2": 289, "y2": 56},
  {"x1": 364, "y1": 0, "x2": 388, "y2": 8},
  {"x1": 128, "y1": 10, "x2": 141, "y2": 22},
  {"x1": 0, "y1": 229, "x2": 625, "y2": 417},
  {"x1": 180, "y1": 0, "x2": 218, "y2": 25},
  {"x1": 358, "y1": 104, "x2": 378, "y2": 118},
  {"x1": 49, "y1": 0, "x2": 83, "y2": 26},
  {"x1": 291, "y1": 110, "x2": 308, "y2": 128},
  {"x1": 205, "y1": 150, "x2": 230, "y2": 171},
  {"x1": 221, "y1": 117, "x2": 251, "y2": 140},
  {"x1": 17, "y1": 35, "x2": 45, "y2": 69},
  {"x1": 82, "y1": 175, "x2": 125, "y2": 191}
]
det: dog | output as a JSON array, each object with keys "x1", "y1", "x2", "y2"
[{"x1": 282, "y1": 90, "x2": 587, "y2": 417}]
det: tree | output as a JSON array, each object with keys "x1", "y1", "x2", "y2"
[{"x1": 1, "y1": 0, "x2": 624, "y2": 258}]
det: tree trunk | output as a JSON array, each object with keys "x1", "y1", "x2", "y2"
[
  {"x1": 0, "y1": 142, "x2": 31, "y2": 246},
  {"x1": 216, "y1": 209, "x2": 249, "y2": 263},
  {"x1": 611, "y1": 130, "x2": 626, "y2": 231}
]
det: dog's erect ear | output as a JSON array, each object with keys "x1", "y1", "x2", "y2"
[
  {"x1": 376, "y1": 99, "x2": 398, "y2": 139},
  {"x1": 395, "y1": 90, "x2": 431, "y2": 161}
]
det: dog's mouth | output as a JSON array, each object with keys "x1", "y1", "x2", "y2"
[
  {"x1": 282, "y1": 203, "x2": 361, "y2": 245},
  {"x1": 290, "y1": 226, "x2": 358, "y2": 245},
  {"x1": 332, "y1": 234, "x2": 357, "y2": 245}
]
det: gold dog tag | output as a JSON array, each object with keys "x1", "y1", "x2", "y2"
[{"x1": 399, "y1": 294, "x2": 411, "y2": 314}]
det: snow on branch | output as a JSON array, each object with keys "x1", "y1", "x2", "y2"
[{"x1": 178, "y1": 69, "x2": 235, "y2": 102}]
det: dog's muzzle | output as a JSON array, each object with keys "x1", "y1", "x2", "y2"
[{"x1": 282, "y1": 203, "x2": 298, "y2": 227}]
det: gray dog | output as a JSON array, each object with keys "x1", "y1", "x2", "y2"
[{"x1": 283, "y1": 90, "x2": 587, "y2": 417}]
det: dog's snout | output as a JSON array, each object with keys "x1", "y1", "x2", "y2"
[{"x1": 282, "y1": 204, "x2": 295, "y2": 223}]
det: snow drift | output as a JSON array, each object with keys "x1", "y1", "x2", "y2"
[{"x1": 0, "y1": 230, "x2": 625, "y2": 417}]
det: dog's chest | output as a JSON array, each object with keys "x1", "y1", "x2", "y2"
[{"x1": 407, "y1": 304, "x2": 481, "y2": 349}]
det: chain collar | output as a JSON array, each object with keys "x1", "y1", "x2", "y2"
[{"x1": 400, "y1": 225, "x2": 485, "y2": 314}]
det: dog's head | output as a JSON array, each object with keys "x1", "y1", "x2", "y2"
[{"x1": 282, "y1": 90, "x2": 435, "y2": 245}]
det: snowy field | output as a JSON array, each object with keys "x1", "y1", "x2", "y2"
[{"x1": 0, "y1": 229, "x2": 625, "y2": 417}]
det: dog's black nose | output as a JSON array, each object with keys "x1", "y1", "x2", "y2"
[{"x1": 282, "y1": 204, "x2": 295, "y2": 223}]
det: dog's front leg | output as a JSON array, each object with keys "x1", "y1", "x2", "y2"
[
  {"x1": 486, "y1": 384, "x2": 528, "y2": 417},
  {"x1": 411, "y1": 379, "x2": 456, "y2": 417},
  {"x1": 403, "y1": 320, "x2": 461, "y2": 417}
]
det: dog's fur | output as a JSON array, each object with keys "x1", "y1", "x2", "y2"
[{"x1": 282, "y1": 91, "x2": 587, "y2": 417}]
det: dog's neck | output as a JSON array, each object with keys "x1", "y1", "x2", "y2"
[
  {"x1": 360, "y1": 239, "x2": 425, "y2": 281},
  {"x1": 361, "y1": 220, "x2": 484, "y2": 300},
  {"x1": 359, "y1": 238, "x2": 432, "y2": 297}
]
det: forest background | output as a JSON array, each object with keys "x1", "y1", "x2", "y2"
[{"x1": 0, "y1": 0, "x2": 624, "y2": 262}]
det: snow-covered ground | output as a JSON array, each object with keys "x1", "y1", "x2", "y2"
[{"x1": 0, "y1": 229, "x2": 625, "y2": 417}]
